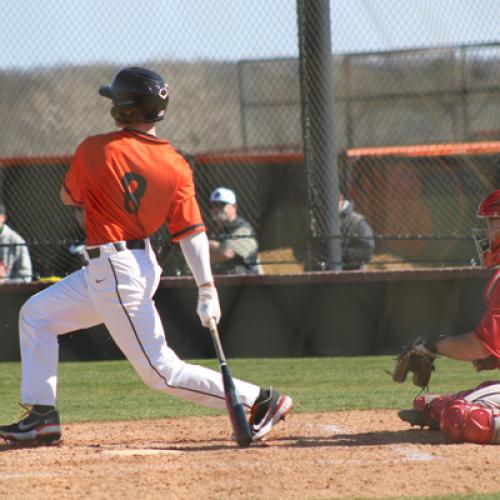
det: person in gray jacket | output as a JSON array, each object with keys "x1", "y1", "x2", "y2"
[
  {"x1": 0, "y1": 204, "x2": 32, "y2": 283},
  {"x1": 339, "y1": 194, "x2": 375, "y2": 270}
]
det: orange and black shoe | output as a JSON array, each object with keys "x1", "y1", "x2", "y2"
[
  {"x1": 249, "y1": 387, "x2": 293, "y2": 441},
  {"x1": 0, "y1": 404, "x2": 61, "y2": 444}
]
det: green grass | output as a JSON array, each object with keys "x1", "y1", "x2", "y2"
[
  {"x1": 1, "y1": 358, "x2": 499, "y2": 500},
  {"x1": 0, "y1": 356, "x2": 493, "y2": 423}
]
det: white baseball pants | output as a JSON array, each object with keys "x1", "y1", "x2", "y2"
[{"x1": 19, "y1": 240, "x2": 260, "y2": 409}]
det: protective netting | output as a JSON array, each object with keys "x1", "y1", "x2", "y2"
[
  {"x1": 0, "y1": 1, "x2": 499, "y2": 278},
  {"x1": 343, "y1": 145, "x2": 499, "y2": 268}
]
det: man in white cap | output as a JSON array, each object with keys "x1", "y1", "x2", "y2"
[{"x1": 208, "y1": 187, "x2": 261, "y2": 275}]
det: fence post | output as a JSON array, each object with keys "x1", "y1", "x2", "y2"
[{"x1": 297, "y1": 0, "x2": 342, "y2": 270}]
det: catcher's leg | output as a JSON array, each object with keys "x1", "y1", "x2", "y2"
[
  {"x1": 398, "y1": 394, "x2": 453, "y2": 430},
  {"x1": 440, "y1": 400, "x2": 500, "y2": 444}
]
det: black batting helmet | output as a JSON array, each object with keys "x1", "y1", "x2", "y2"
[{"x1": 99, "y1": 67, "x2": 169, "y2": 124}]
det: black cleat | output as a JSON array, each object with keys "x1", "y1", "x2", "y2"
[
  {"x1": 0, "y1": 405, "x2": 61, "y2": 444},
  {"x1": 249, "y1": 388, "x2": 293, "y2": 441}
]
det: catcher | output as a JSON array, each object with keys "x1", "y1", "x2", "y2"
[
  {"x1": 398, "y1": 381, "x2": 500, "y2": 444},
  {"x1": 393, "y1": 190, "x2": 500, "y2": 444}
]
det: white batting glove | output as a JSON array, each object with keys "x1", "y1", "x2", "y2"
[{"x1": 197, "y1": 285, "x2": 221, "y2": 327}]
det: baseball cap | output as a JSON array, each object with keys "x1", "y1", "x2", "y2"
[{"x1": 210, "y1": 187, "x2": 237, "y2": 205}]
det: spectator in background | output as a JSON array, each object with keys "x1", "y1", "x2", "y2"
[
  {"x1": 0, "y1": 204, "x2": 32, "y2": 283},
  {"x1": 208, "y1": 187, "x2": 262, "y2": 275},
  {"x1": 339, "y1": 193, "x2": 375, "y2": 270}
]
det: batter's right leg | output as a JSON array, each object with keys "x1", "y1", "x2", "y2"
[{"x1": 87, "y1": 248, "x2": 262, "y2": 410}]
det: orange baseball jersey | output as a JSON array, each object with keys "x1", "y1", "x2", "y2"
[
  {"x1": 475, "y1": 269, "x2": 500, "y2": 359},
  {"x1": 64, "y1": 129, "x2": 205, "y2": 245}
]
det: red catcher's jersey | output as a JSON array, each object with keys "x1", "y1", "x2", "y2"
[
  {"x1": 64, "y1": 128, "x2": 205, "y2": 245},
  {"x1": 475, "y1": 269, "x2": 500, "y2": 358}
]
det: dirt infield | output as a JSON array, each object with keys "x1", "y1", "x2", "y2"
[{"x1": 0, "y1": 410, "x2": 499, "y2": 499}]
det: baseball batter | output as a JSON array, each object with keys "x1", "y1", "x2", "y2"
[{"x1": 0, "y1": 67, "x2": 292, "y2": 444}]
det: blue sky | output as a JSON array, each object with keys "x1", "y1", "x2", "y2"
[{"x1": 1, "y1": 0, "x2": 499, "y2": 69}]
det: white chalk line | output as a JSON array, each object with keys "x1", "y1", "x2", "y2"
[
  {"x1": 0, "y1": 446, "x2": 183, "y2": 479},
  {"x1": 94, "y1": 442, "x2": 183, "y2": 457},
  {"x1": 0, "y1": 453, "x2": 182, "y2": 481},
  {"x1": 101, "y1": 448, "x2": 182, "y2": 457}
]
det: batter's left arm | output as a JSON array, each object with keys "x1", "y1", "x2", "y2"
[{"x1": 180, "y1": 231, "x2": 221, "y2": 326}]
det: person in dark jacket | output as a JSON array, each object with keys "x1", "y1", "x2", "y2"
[{"x1": 339, "y1": 194, "x2": 375, "y2": 270}]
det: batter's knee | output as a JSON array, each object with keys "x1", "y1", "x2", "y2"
[
  {"x1": 136, "y1": 358, "x2": 186, "y2": 392},
  {"x1": 137, "y1": 366, "x2": 164, "y2": 390},
  {"x1": 19, "y1": 291, "x2": 49, "y2": 322},
  {"x1": 440, "y1": 399, "x2": 498, "y2": 444},
  {"x1": 19, "y1": 298, "x2": 33, "y2": 321},
  {"x1": 19, "y1": 296, "x2": 40, "y2": 330}
]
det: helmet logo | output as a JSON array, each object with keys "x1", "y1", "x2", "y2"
[{"x1": 159, "y1": 87, "x2": 168, "y2": 100}]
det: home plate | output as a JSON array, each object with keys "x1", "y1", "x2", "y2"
[{"x1": 102, "y1": 448, "x2": 182, "y2": 457}]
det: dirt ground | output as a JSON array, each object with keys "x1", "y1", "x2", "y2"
[{"x1": 1, "y1": 410, "x2": 499, "y2": 499}]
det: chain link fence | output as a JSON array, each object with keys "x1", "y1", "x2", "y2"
[
  {"x1": 344, "y1": 144, "x2": 499, "y2": 269},
  {"x1": 0, "y1": 1, "x2": 499, "y2": 279}
]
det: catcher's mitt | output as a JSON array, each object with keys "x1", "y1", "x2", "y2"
[{"x1": 393, "y1": 337, "x2": 436, "y2": 389}]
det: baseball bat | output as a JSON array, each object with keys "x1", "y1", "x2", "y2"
[{"x1": 208, "y1": 318, "x2": 253, "y2": 448}]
